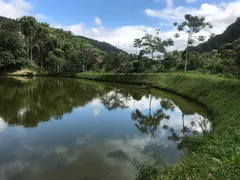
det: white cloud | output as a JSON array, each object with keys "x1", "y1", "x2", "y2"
[
  {"x1": 64, "y1": 24, "x2": 156, "y2": 53},
  {"x1": 0, "y1": 117, "x2": 6, "y2": 132},
  {"x1": 186, "y1": 0, "x2": 199, "y2": 3},
  {"x1": 166, "y1": 0, "x2": 174, "y2": 8},
  {"x1": 34, "y1": 13, "x2": 51, "y2": 21},
  {"x1": 0, "y1": 0, "x2": 50, "y2": 22},
  {"x1": 0, "y1": 0, "x2": 32, "y2": 18},
  {"x1": 60, "y1": 1, "x2": 240, "y2": 52},
  {"x1": 145, "y1": 1, "x2": 240, "y2": 34},
  {"x1": 94, "y1": 16, "x2": 102, "y2": 26}
]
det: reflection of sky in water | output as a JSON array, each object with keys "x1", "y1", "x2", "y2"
[{"x1": 0, "y1": 90, "x2": 210, "y2": 180}]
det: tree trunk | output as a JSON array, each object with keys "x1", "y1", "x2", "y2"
[
  {"x1": 30, "y1": 43, "x2": 33, "y2": 62},
  {"x1": 4, "y1": 41, "x2": 7, "y2": 51},
  {"x1": 3, "y1": 66, "x2": 6, "y2": 74},
  {"x1": 40, "y1": 55, "x2": 43, "y2": 71},
  {"x1": 184, "y1": 33, "x2": 192, "y2": 71},
  {"x1": 149, "y1": 94, "x2": 152, "y2": 116},
  {"x1": 182, "y1": 113, "x2": 185, "y2": 136},
  {"x1": 184, "y1": 42, "x2": 189, "y2": 71},
  {"x1": 25, "y1": 37, "x2": 28, "y2": 59},
  {"x1": 3, "y1": 59, "x2": 7, "y2": 73}
]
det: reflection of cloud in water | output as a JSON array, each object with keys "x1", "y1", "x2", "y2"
[
  {"x1": 47, "y1": 142, "x2": 136, "y2": 180},
  {"x1": 94, "y1": 107, "x2": 100, "y2": 116},
  {"x1": 45, "y1": 132, "x2": 179, "y2": 179},
  {"x1": 161, "y1": 113, "x2": 211, "y2": 133},
  {"x1": 0, "y1": 117, "x2": 6, "y2": 132},
  {"x1": 90, "y1": 93, "x2": 161, "y2": 111},
  {"x1": 126, "y1": 96, "x2": 160, "y2": 110},
  {"x1": 0, "y1": 161, "x2": 29, "y2": 180},
  {"x1": 75, "y1": 133, "x2": 94, "y2": 145},
  {"x1": 0, "y1": 132, "x2": 175, "y2": 180},
  {"x1": 0, "y1": 88, "x2": 211, "y2": 180},
  {"x1": 17, "y1": 107, "x2": 28, "y2": 119}
]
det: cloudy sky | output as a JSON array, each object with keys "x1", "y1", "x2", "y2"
[{"x1": 0, "y1": 0, "x2": 240, "y2": 52}]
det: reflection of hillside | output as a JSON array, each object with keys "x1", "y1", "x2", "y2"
[
  {"x1": 0, "y1": 78, "x2": 110, "y2": 127},
  {"x1": 0, "y1": 77, "x2": 209, "y2": 128}
]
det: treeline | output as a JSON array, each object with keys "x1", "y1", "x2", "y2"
[
  {"x1": 0, "y1": 15, "x2": 160, "y2": 74},
  {"x1": 132, "y1": 15, "x2": 240, "y2": 76},
  {"x1": 0, "y1": 15, "x2": 240, "y2": 75}
]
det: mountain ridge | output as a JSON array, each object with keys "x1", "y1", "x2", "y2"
[{"x1": 198, "y1": 17, "x2": 240, "y2": 52}]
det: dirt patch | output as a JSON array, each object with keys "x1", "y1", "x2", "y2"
[{"x1": 9, "y1": 69, "x2": 37, "y2": 76}]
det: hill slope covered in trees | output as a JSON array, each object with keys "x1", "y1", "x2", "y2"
[
  {"x1": 77, "y1": 36, "x2": 127, "y2": 54},
  {"x1": 198, "y1": 18, "x2": 240, "y2": 52},
  {"x1": 0, "y1": 16, "x2": 125, "y2": 54}
]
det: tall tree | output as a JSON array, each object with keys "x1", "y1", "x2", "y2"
[
  {"x1": 34, "y1": 23, "x2": 51, "y2": 69},
  {"x1": 174, "y1": 14, "x2": 212, "y2": 71},
  {"x1": 141, "y1": 29, "x2": 174, "y2": 61}
]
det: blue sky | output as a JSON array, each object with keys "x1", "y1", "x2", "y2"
[
  {"x1": 32, "y1": 0, "x2": 233, "y2": 28},
  {"x1": 0, "y1": 0, "x2": 239, "y2": 52}
]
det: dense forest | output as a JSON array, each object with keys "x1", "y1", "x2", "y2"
[{"x1": 0, "y1": 15, "x2": 239, "y2": 76}]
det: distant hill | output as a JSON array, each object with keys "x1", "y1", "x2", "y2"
[
  {"x1": 0, "y1": 16, "x2": 126, "y2": 54},
  {"x1": 198, "y1": 17, "x2": 240, "y2": 52},
  {"x1": 0, "y1": 16, "x2": 12, "y2": 23},
  {"x1": 77, "y1": 36, "x2": 127, "y2": 54}
]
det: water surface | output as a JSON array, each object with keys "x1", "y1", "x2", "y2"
[{"x1": 0, "y1": 77, "x2": 211, "y2": 180}]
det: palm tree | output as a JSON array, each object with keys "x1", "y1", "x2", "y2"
[
  {"x1": 131, "y1": 94, "x2": 170, "y2": 137},
  {"x1": 133, "y1": 38, "x2": 142, "y2": 55},
  {"x1": 19, "y1": 16, "x2": 37, "y2": 61}
]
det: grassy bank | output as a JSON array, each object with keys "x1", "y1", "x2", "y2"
[{"x1": 75, "y1": 72, "x2": 240, "y2": 179}]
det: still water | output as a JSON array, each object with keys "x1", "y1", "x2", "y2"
[{"x1": 0, "y1": 77, "x2": 211, "y2": 180}]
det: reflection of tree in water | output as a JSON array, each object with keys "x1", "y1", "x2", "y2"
[
  {"x1": 160, "y1": 99, "x2": 175, "y2": 111},
  {"x1": 131, "y1": 94, "x2": 170, "y2": 137},
  {"x1": 0, "y1": 78, "x2": 110, "y2": 127},
  {"x1": 191, "y1": 115, "x2": 211, "y2": 133},
  {"x1": 100, "y1": 89, "x2": 130, "y2": 111},
  {"x1": 161, "y1": 114, "x2": 191, "y2": 144},
  {"x1": 162, "y1": 114, "x2": 210, "y2": 148}
]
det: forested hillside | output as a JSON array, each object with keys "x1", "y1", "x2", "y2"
[
  {"x1": 0, "y1": 16, "x2": 106, "y2": 73},
  {"x1": 198, "y1": 17, "x2": 240, "y2": 52},
  {"x1": 77, "y1": 36, "x2": 127, "y2": 54}
]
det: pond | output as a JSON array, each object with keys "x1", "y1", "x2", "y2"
[{"x1": 0, "y1": 77, "x2": 211, "y2": 180}]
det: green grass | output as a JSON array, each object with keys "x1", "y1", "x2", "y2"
[{"x1": 75, "y1": 72, "x2": 240, "y2": 180}]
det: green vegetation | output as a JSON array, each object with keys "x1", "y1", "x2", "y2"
[
  {"x1": 75, "y1": 72, "x2": 240, "y2": 179},
  {"x1": 1, "y1": 14, "x2": 240, "y2": 76},
  {"x1": 0, "y1": 16, "x2": 104, "y2": 73}
]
